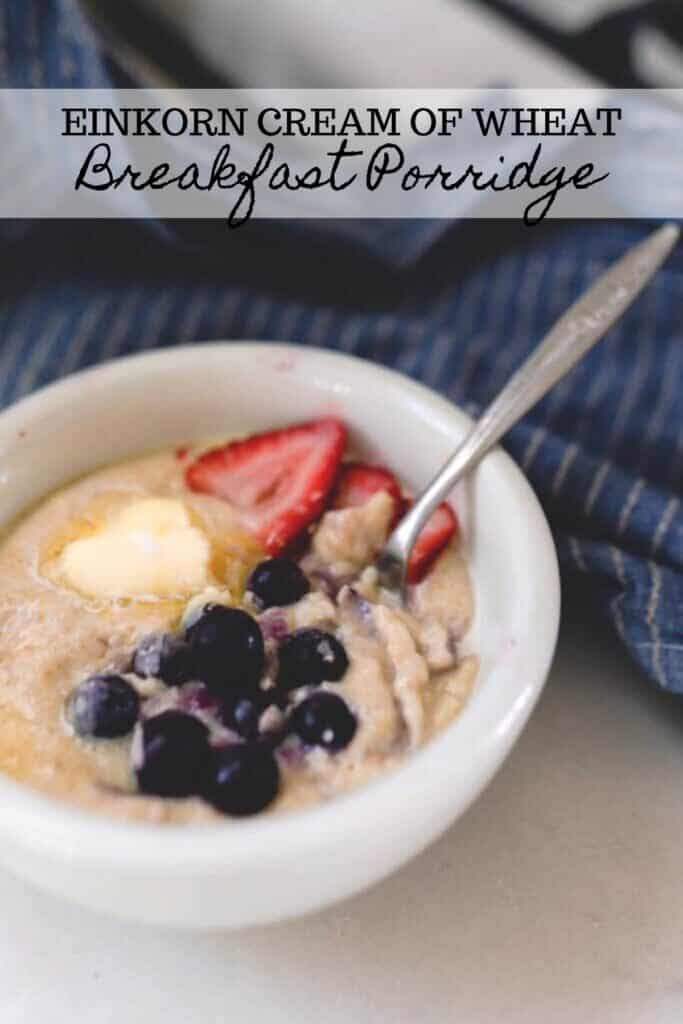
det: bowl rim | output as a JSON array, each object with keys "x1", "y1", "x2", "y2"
[{"x1": 0, "y1": 342, "x2": 561, "y2": 872}]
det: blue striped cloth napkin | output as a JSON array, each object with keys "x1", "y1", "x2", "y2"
[{"x1": 1, "y1": 0, "x2": 681, "y2": 692}]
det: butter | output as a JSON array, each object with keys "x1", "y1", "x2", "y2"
[{"x1": 58, "y1": 497, "x2": 212, "y2": 600}]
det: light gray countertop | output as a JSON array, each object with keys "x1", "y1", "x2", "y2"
[{"x1": 2, "y1": 596, "x2": 682, "y2": 1023}]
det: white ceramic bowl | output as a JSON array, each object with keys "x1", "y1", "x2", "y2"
[{"x1": 0, "y1": 343, "x2": 560, "y2": 929}]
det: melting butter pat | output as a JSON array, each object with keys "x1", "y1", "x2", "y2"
[{"x1": 58, "y1": 498, "x2": 212, "y2": 600}]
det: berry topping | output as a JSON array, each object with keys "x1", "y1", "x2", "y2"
[
  {"x1": 177, "y1": 682, "x2": 222, "y2": 717},
  {"x1": 185, "y1": 604, "x2": 264, "y2": 695},
  {"x1": 247, "y1": 557, "x2": 310, "y2": 609},
  {"x1": 135, "y1": 711, "x2": 212, "y2": 798},
  {"x1": 208, "y1": 743, "x2": 280, "y2": 816},
  {"x1": 290, "y1": 692, "x2": 357, "y2": 751},
  {"x1": 221, "y1": 693, "x2": 264, "y2": 740},
  {"x1": 132, "y1": 633, "x2": 193, "y2": 686},
  {"x1": 257, "y1": 607, "x2": 290, "y2": 643},
  {"x1": 67, "y1": 674, "x2": 140, "y2": 739},
  {"x1": 276, "y1": 628, "x2": 349, "y2": 691},
  {"x1": 185, "y1": 418, "x2": 346, "y2": 554},
  {"x1": 407, "y1": 502, "x2": 458, "y2": 582},
  {"x1": 332, "y1": 462, "x2": 402, "y2": 512}
]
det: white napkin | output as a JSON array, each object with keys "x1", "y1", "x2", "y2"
[{"x1": 135, "y1": 0, "x2": 593, "y2": 87}]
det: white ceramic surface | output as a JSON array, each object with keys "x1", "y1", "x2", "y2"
[{"x1": 0, "y1": 342, "x2": 560, "y2": 928}]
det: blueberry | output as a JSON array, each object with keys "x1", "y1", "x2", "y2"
[
  {"x1": 208, "y1": 743, "x2": 280, "y2": 816},
  {"x1": 248, "y1": 558, "x2": 309, "y2": 609},
  {"x1": 135, "y1": 710, "x2": 212, "y2": 798},
  {"x1": 67, "y1": 674, "x2": 139, "y2": 739},
  {"x1": 221, "y1": 693, "x2": 263, "y2": 739},
  {"x1": 185, "y1": 604, "x2": 264, "y2": 695},
  {"x1": 290, "y1": 692, "x2": 357, "y2": 751},
  {"x1": 221, "y1": 689, "x2": 290, "y2": 739},
  {"x1": 132, "y1": 633, "x2": 193, "y2": 686},
  {"x1": 276, "y1": 628, "x2": 349, "y2": 691}
]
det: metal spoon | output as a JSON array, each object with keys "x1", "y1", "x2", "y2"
[{"x1": 376, "y1": 223, "x2": 680, "y2": 593}]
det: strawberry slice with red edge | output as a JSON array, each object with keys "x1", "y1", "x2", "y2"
[
  {"x1": 406, "y1": 501, "x2": 458, "y2": 583},
  {"x1": 332, "y1": 462, "x2": 402, "y2": 513},
  {"x1": 185, "y1": 418, "x2": 347, "y2": 555},
  {"x1": 332, "y1": 461, "x2": 458, "y2": 581}
]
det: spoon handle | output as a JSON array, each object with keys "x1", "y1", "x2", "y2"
[{"x1": 378, "y1": 223, "x2": 680, "y2": 587}]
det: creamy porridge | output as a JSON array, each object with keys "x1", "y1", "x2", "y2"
[{"x1": 0, "y1": 418, "x2": 477, "y2": 821}]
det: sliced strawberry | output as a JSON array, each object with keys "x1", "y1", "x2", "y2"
[
  {"x1": 407, "y1": 502, "x2": 458, "y2": 583},
  {"x1": 333, "y1": 462, "x2": 458, "y2": 580},
  {"x1": 332, "y1": 462, "x2": 402, "y2": 512},
  {"x1": 185, "y1": 418, "x2": 346, "y2": 555}
]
